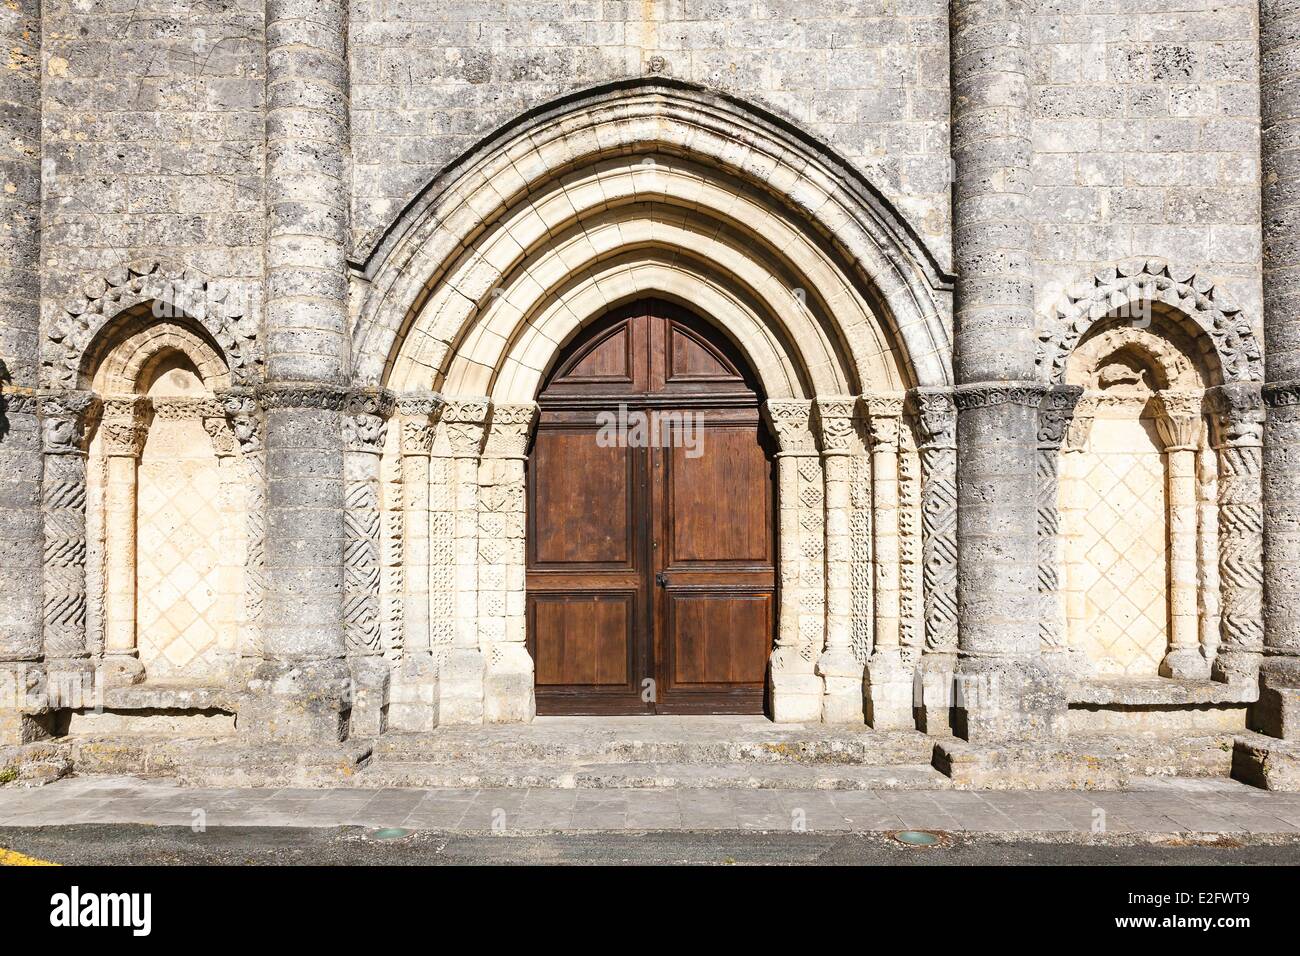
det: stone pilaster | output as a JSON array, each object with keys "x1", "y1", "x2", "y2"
[
  {"x1": 762, "y1": 399, "x2": 824, "y2": 722},
  {"x1": 202, "y1": 410, "x2": 244, "y2": 678},
  {"x1": 99, "y1": 396, "x2": 152, "y2": 687},
  {"x1": 813, "y1": 397, "x2": 865, "y2": 724},
  {"x1": 1207, "y1": 383, "x2": 1265, "y2": 687},
  {"x1": 863, "y1": 393, "x2": 912, "y2": 729},
  {"x1": 1037, "y1": 385, "x2": 1085, "y2": 674},
  {"x1": 480, "y1": 402, "x2": 538, "y2": 724},
  {"x1": 39, "y1": 390, "x2": 98, "y2": 708},
  {"x1": 440, "y1": 397, "x2": 490, "y2": 725},
  {"x1": 250, "y1": 0, "x2": 354, "y2": 742},
  {"x1": 217, "y1": 388, "x2": 265, "y2": 661},
  {"x1": 0, "y1": 0, "x2": 44, "y2": 743},
  {"x1": 342, "y1": 388, "x2": 394, "y2": 736},
  {"x1": 1153, "y1": 390, "x2": 1209, "y2": 679},
  {"x1": 912, "y1": 386, "x2": 958, "y2": 734}
]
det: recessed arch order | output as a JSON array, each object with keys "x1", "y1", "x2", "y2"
[{"x1": 350, "y1": 79, "x2": 954, "y2": 401}]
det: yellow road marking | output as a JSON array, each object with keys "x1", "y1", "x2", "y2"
[{"x1": 0, "y1": 846, "x2": 59, "y2": 866}]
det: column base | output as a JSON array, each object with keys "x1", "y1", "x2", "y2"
[
  {"x1": 1159, "y1": 647, "x2": 1212, "y2": 680},
  {"x1": 1211, "y1": 648, "x2": 1261, "y2": 685},
  {"x1": 0, "y1": 662, "x2": 50, "y2": 746},
  {"x1": 237, "y1": 659, "x2": 352, "y2": 744},
  {"x1": 768, "y1": 667, "x2": 823, "y2": 723},
  {"x1": 865, "y1": 647, "x2": 915, "y2": 730},
  {"x1": 439, "y1": 647, "x2": 485, "y2": 725},
  {"x1": 952, "y1": 657, "x2": 1068, "y2": 744},
  {"x1": 1232, "y1": 732, "x2": 1300, "y2": 791},
  {"x1": 484, "y1": 643, "x2": 535, "y2": 724},
  {"x1": 347, "y1": 656, "x2": 391, "y2": 737},
  {"x1": 816, "y1": 647, "x2": 864, "y2": 724},
  {"x1": 387, "y1": 652, "x2": 440, "y2": 732},
  {"x1": 917, "y1": 654, "x2": 955, "y2": 735},
  {"x1": 43, "y1": 657, "x2": 97, "y2": 710},
  {"x1": 100, "y1": 652, "x2": 146, "y2": 688}
]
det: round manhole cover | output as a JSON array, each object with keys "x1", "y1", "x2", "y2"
[{"x1": 892, "y1": 830, "x2": 943, "y2": 847}]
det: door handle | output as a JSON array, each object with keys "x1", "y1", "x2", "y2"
[{"x1": 655, "y1": 571, "x2": 668, "y2": 587}]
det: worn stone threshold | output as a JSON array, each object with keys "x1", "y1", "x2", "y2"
[
  {"x1": 1067, "y1": 676, "x2": 1257, "y2": 707},
  {"x1": 96, "y1": 681, "x2": 236, "y2": 712}
]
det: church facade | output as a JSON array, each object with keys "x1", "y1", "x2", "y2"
[{"x1": 2, "y1": 0, "x2": 1299, "y2": 789}]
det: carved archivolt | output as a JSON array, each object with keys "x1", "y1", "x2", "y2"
[
  {"x1": 1038, "y1": 259, "x2": 1263, "y2": 386},
  {"x1": 45, "y1": 260, "x2": 260, "y2": 389}
]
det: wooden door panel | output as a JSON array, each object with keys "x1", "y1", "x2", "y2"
[
  {"x1": 531, "y1": 592, "x2": 634, "y2": 687},
  {"x1": 530, "y1": 429, "x2": 635, "y2": 569},
  {"x1": 665, "y1": 591, "x2": 772, "y2": 686},
  {"x1": 664, "y1": 424, "x2": 772, "y2": 567}
]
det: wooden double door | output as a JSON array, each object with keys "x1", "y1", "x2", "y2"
[{"x1": 526, "y1": 300, "x2": 776, "y2": 714}]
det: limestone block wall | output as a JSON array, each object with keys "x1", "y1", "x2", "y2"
[
  {"x1": 346, "y1": 0, "x2": 953, "y2": 265},
  {"x1": 1028, "y1": 2, "x2": 1263, "y2": 326}
]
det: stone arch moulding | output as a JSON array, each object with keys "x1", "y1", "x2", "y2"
[
  {"x1": 1037, "y1": 258, "x2": 1264, "y2": 387},
  {"x1": 43, "y1": 260, "x2": 261, "y2": 390},
  {"x1": 350, "y1": 77, "x2": 954, "y2": 396}
]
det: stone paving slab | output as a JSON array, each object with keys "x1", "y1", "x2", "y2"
[{"x1": 3, "y1": 776, "x2": 1300, "y2": 834}]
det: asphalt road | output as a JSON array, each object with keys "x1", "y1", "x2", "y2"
[{"x1": 4, "y1": 825, "x2": 1300, "y2": 865}]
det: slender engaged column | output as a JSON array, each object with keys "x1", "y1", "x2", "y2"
[
  {"x1": 950, "y1": 0, "x2": 1061, "y2": 741},
  {"x1": 342, "y1": 389, "x2": 394, "y2": 736},
  {"x1": 479, "y1": 402, "x2": 539, "y2": 724},
  {"x1": 1208, "y1": 383, "x2": 1265, "y2": 686},
  {"x1": 202, "y1": 413, "x2": 244, "y2": 677},
  {"x1": 762, "y1": 400, "x2": 824, "y2": 722},
  {"x1": 250, "y1": 0, "x2": 354, "y2": 741},
  {"x1": 864, "y1": 393, "x2": 913, "y2": 729},
  {"x1": 912, "y1": 387, "x2": 958, "y2": 733},
  {"x1": 440, "y1": 398, "x2": 490, "y2": 725},
  {"x1": 218, "y1": 389, "x2": 265, "y2": 661},
  {"x1": 0, "y1": 0, "x2": 44, "y2": 743},
  {"x1": 814, "y1": 398, "x2": 866, "y2": 723},
  {"x1": 99, "y1": 397, "x2": 152, "y2": 687},
  {"x1": 1153, "y1": 391, "x2": 1208, "y2": 679},
  {"x1": 39, "y1": 391, "x2": 98, "y2": 708},
  {"x1": 1037, "y1": 385, "x2": 1084, "y2": 674}
]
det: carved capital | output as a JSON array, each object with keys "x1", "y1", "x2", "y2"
[
  {"x1": 1152, "y1": 389, "x2": 1203, "y2": 453},
  {"x1": 954, "y1": 381, "x2": 1047, "y2": 411},
  {"x1": 812, "y1": 396, "x2": 860, "y2": 455},
  {"x1": 1207, "y1": 382, "x2": 1264, "y2": 449},
  {"x1": 762, "y1": 399, "x2": 816, "y2": 455},
  {"x1": 99, "y1": 396, "x2": 154, "y2": 458},
  {"x1": 484, "y1": 402, "x2": 539, "y2": 458},
  {"x1": 39, "y1": 390, "x2": 98, "y2": 455},
  {"x1": 909, "y1": 386, "x2": 956, "y2": 450},
  {"x1": 395, "y1": 389, "x2": 445, "y2": 456},
  {"x1": 343, "y1": 388, "x2": 394, "y2": 455},
  {"x1": 0, "y1": 386, "x2": 39, "y2": 417},
  {"x1": 1037, "y1": 384, "x2": 1084, "y2": 451},
  {"x1": 863, "y1": 392, "x2": 904, "y2": 452},
  {"x1": 216, "y1": 386, "x2": 263, "y2": 456},
  {"x1": 1263, "y1": 379, "x2": 1300, "y2": 409},
  {"x1": 1064, "y1": 394, "x2": 1098, "y2": 452},
  {"x1": 254, "y1": 382, "x2": 351, "y2": 412},
  {"x1": 444, "y1": 397, "x2": 491, "y2": 457}
]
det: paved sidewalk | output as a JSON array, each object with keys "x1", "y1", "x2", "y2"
[{"x1": 3, "y1": 776, "x2": 1300, "y2": 834}]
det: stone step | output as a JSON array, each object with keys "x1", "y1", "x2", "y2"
[
  {"x1": 358, "y1": 759, "x2": 953, "y2": 790},
  {"x1": 374, "y1": 717, "x2": 941, "y2": 767}
]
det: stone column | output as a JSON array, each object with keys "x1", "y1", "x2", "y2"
[
  {"x1": 762, "y1": 400, "x2": 824, "y2": 722},
  {"x1": 1196, "y1": 441, "x2": 1222, "y2": 663},
  {"x1": 218, "y1": 388, "x2": 265, "y2": 661},
  {"x1": 0, "y1": 0, "x2": 44, "y2": 743},
  {"x1": 342, "y1": 388, "x2": 394, "y2": 736},
  {"x1": 1207, "y1": 383, "x2": 1265, "y2": 686},
  {"x1": 950, "y1": 0, "x2": 1058, "y2": 741},
  {"x1": 202, "y1": 412, "x2": 244, "y2": 677},
  {"x1": 814, "y1": 398, "x2": 866, "y2": 723},
  {"x1": 251, "y1": 0, "x2": 354, "y2": 741},
  {"x1": 1060, "y1": 396, "x2": 1098, "y2": 659},
  {"x1": 863, "y1": 392, "x2": 913, "y2": 729},
  {"x1": 39, "y1": 391, "x2": 98, "y2": 707},
  {"x1": 480, "y1": 403, "x2": 538, "y2": 724},
  {"x1": 440, "y1": 398, "x2": 490, "y2": 725},
  {"x1": 1153, "y1": 390, "x2": 1208, "y2": 679},
  {"x1": 912, "y1": 387, "x2": 958, "y2": 734},
  {"x1": 1037, "y1": 385, "x2": 1084, "y2": 674},
  {"x1": 99, "y1": 397, "x2": 152, "y2": 687}
]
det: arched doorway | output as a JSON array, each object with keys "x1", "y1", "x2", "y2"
[{"x1": 525, "y1": 300, "x2": 776, "y2": 714}]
